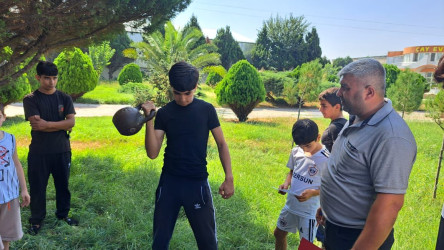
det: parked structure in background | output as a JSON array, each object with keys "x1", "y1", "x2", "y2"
[{"x1": 387, "y1": 45, "x2": 444, "y2": 85}]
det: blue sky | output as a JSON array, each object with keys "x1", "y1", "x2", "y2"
[{"x1": 172, "y1": 0, "x2": 444, "y2": 60}]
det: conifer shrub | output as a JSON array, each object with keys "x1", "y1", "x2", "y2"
[
  {"x1": 54, "y1": 48, "x2": 98, "y2": 100},
  {"x1": 0, "y1": 74, "x2": 30, "y2": 106},
  {"x1": 215, "y1": 60, "x2": 265, "y2": 122},
  {"x1": 206, "y1": 71, "x2": 223, "y2": 87},
  {"x1": 118, "y1": 63, "x2": 143, "y2": 85}
]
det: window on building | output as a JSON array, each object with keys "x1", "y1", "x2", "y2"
[
  {"x1": 413, "y1": 53, "x2": 418, "y2": 62},
  {"x1": 431, "y1": 53, "x2": 436, "y2": 61}
]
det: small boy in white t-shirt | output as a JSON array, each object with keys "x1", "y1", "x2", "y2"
[{"x1": 274, "y1": 119, "x2": 329, "y2": 249}]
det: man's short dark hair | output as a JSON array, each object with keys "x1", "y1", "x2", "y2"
[
  {"x1": 319, "y1": 87, "x2": 342, "y2": 110},
  {"x1": 292, "y1": 119, "x2": 319, "y2": 145},
  {"x1": 168, "y1": 61, "x2": 199, "y2": 91},
  {"x1": 36, "y1": 61, "x2": 58, "y2": 76}
]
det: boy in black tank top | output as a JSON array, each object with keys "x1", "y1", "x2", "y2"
[{"x1": 142, "y1": 62, "x2": 234, "y2": 249}]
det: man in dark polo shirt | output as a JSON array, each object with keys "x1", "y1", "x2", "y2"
[
  {"x1": 317, "y1": 58, "x2": 417, "y2": 250},
  {"x1": 23, "y1": 61, "x2": 78, "y2": 235}
]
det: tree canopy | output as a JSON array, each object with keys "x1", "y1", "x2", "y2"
[
  {"x1": 213, "y1": 26, "x2": 245, "y2": 70},
  {"x1": 0, "y1": 0, "x2": 191, "y2": 87}
]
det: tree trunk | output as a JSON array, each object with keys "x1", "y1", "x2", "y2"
[{"x1": 433, "y1": 135, "x2": 444, "y2": 198}]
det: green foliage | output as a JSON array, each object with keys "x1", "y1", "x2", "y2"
[
  {"x1": 88, "y1": 41, "x2": 116, "y2": 78},
  {"x1": 294, "y1": 59, "x2": 323, "y2": 102},
  {"x1": 215, "y1": 60, "x2": 265, "y2": 121},
  {"x1": 251, "y1": 14, "x2": 313, "y2": 71},
  {"x1": 305, "y1": 27, "x2": 322, "y2": 62},
  {"x1": 213, "y1": 26, "x2": 245, "y2": 70},
  {"x1": 0, "y1": 74, "x2": 30, "y2": 106},
  {"x1": 332, "y1": 56, "x2": 353, "y2": 69},
  {"x1": 322, "y1": 63, "x2": 340, "y2": 83},
  {"x1": 203, "y1": 65, "x2": 227, "y2": 87},
  {"x1": 182, "y1": 14, "x2": 206, "y2": 51},
  {"x1": 108, "y1": 33, "x2": 134, "y2": 80},
  {"x1": 426, "y1": 91, "x2": 444, "y2": 130},
  {"x1": 54, "y1": 48, "x2": 98, "y2": 100},
  {"x1": 131, "y1": 21, "x2": 220, "y2": 103},
  {"x1": 259, "y1": 71, "x2": 293, "y2": 101},
  {"x1": 206, "y1": 72, "x2": 224, "y2": 87},
  {"x1": 387, "y1": 69, "x2": 426, "y2": 118},
  {"x1": 118, "y1": 82, "x2": 158, "y2": 106},
  {"x1": 117, "y1": 63, "x2": 143, "y2": 85},
  {"x1": 383, "y1": 64, "x2": 401, "y2": 92}
]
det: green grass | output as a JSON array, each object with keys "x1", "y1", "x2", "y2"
[
  {"x1": 77, "y1": 81, "x2": 134, "y2": 104},
  {"x1": 3, "y1": 116, "x2": 442, "y2": 249}
]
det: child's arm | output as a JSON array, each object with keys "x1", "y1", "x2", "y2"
[
  {"x1": 278, "y1": 170, "x2": 292, "y2": 195},
  {"x1": 295, "y1": 189, "x2": 319, "y2": 202},
  {"x1": 211, "y1": 126, "x2": 234, "y2": 199},
  {"x1": 12, "y1": 147, "x2": 30, "y2": 207}
]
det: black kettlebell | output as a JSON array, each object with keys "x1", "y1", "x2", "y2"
[{"x1": 112, "y1": 104, "x2": 156, "y2": 136}]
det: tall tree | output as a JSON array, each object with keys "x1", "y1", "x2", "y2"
[
  {"x1": 305, "y1": 27, "x2": 322, "y2": 62},
  {"x1": 251, "y1": 26, "x2": 271, "y2": 69},
  {"x1": 295, "y1": 59, "x2": 323, "y2": 119},
  {"x1": 383, "y1": 64, "x2": 401, "y2": 92},
  {"x1": 253, "y1": 14, "x2": 310, "y2": 71},
  {"x1": 0, "y1": 0, "x2": 191, "y2": 87},
  {"x1": 387, "y1": 69, "x2": 426, "y2": 118},
  {"x1": 182, "y1": 14, "x2": 206, "y2": 50},
  {"x1": 108, "y1": 32, "x2": 133, "y2": 80},
  {"x1": 213, "y1": 26, "x2": 245, "y2": 70},
  {"x1": 332, "y1": 56, "x2": 353, "y2": 69},
  {"x1": 87, "y1": 41, "x2": 115, "y2": 78}
]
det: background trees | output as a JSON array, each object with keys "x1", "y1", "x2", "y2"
[
  {"x1": 387, "y1": 69, "x2": 426, "y2": 118},
  {"x1": 250, "y1": 14, "x2": 321, "y2": 71},
  {"x1": 332, "y1": 56, "x2": 353, "y2": 69},
  {"x1": 213, "y1": 26, "x2": 245, "y2": 70},
  {"x1": 87, "y1": 41, "x2": 116, "y2": 78},
  {"x1": 215, "y1": 60, "x2": 265, "y2": 122},
  {"x1": 383, "y1": 64, "x2": 401, "y2": 92},
  {"x1": 0, "y1": 0, "x2": 191, "y2": 87}
]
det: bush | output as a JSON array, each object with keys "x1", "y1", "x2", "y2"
[
  {"x1": 259, "y1": 71, "x2": 292, "y2": 101},
  {"x1": 215, "y1": 60, "x2": 265, "y2": 122},
  {"x1": 118, "y1": 63, "x2": 143, "y2": 85},
  {"x1": 0, "y1": 74, "x2": 30, "y2": 106},
  {"x1": 205, "y1": 71, "x2": 223, "y2": 87},
  {"x1": 54, "y1": 48, "x2": 98, "y2": 100},
  {"x1": 118, "y1": 82, "x2": 157, "y2": 105}
]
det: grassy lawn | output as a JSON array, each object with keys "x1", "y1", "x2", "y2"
[
  {"x1": 3, "y1": 116, "x2": 442, "y2": 249},
  {"x1": 77, "y1": 81, "x2": 134, "y2": 104}
]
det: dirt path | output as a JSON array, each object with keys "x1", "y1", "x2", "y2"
[{"x1": 5, "y1": 102, "x2": 431, "y2": 121}]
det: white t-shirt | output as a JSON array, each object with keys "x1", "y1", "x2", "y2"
[{"x1": 284, "y1": 146, "x2": 329, "y2": 218}]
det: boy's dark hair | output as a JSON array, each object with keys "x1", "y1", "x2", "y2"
[
  {"x1": 318, "y1": 87, "x2": 342, "y2": 110},
  {"x1": 168, "y1": 61, "x2": 199, "y2": 91},
  {"x1": 292, "y1": 119, "x2": 319, "y2": 145},
  {"x1": 0, "y1": 103, "x2": 4, "y2": 116},
  {"x1": 36, "y1": 61, "x2": 58, "y2": 76}
]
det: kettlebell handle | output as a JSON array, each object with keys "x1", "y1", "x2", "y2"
[{"x1": 135, "y1": 104, "x2": 156, "y2": 123}]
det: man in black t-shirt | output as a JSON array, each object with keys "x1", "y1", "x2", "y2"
[
  {"x1": 23, "y1": 61, "x2": 78, "y2": 235},
  {"x1": 142, "y1": 62, "x2": 234, "y2": 249}
]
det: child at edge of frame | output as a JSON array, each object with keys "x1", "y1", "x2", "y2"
[
  {"x1": 274, "y1": 118, "x2": 329, "y2": 250},
  {"x1": 0, "y1": 103, "x2": 31, "y2": 250}
]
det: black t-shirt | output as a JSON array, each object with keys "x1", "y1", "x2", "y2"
[
  {"x1": 321, "y1": 118, "x2": 347, "y2": 152},
  {"x1": 154, "y1": 98, "x2": 220, "y2": 180},
  {"x1": 23, "y1": 90, "x2": 76, "y2": 154}
]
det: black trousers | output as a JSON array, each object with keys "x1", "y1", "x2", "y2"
[
  {"x1": 152, "y1": 173, "x2": 217, "y2": 250},
  {"x1": 28, "y1": 152, "x2": 72, "y2": 225},
  {"x1": 437, "y1": 215, "x2": 444, "y2": 250},
  {"x1": 325, "y1": 220, "x2": 394, "y2": 250}
]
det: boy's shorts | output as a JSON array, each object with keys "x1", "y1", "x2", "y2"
[
  {"x1": 0, "y1": 198, "x2": 24, "y2": 243},
  {"x1": 276, "y1": 208, "x2": 317, "y2": 242}
]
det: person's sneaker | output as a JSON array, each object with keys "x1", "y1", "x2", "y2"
[
  {"x1": 59, "y1": 217, "x2": 79, "y2": 226},
  {"x1": 28, "y1": 224, "x2": 41, "y2": 235}
]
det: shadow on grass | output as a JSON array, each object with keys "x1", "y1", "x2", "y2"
[{"x1": 15, "y1": 153, "x2": 274, "y2": 249}]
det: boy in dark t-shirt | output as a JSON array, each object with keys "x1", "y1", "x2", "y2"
[
  {"x1": 141, "y1": 61, "x2": 234, "y2": 249},
  {"x1": 23, "y1": 61, "x2": 78, "y2": 235},
  {"x1": 318, "y1": 87, "x2": 347, "y2": 152}
]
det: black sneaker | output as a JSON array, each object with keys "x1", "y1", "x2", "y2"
[
  {"x1": 59, "y1": 217, "x2": 79, "y2": 226},
  {"x1": 28, "y1": 224, "x2": 41, "y2": 235}
]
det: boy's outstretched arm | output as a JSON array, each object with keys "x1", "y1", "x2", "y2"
[
  {"x1": 13, "y1": 147, "x2": 30, "y2": 207},
  {"x1": 142, "y1": 101, "x2": 164, "y2": 159},
  {"x1": 211, "y1": 126, "x2": 234, "y2": 199}
]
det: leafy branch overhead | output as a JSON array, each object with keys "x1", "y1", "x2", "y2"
[{"x1": 0, "y1": 0, "x2": 191, "y2": 87}]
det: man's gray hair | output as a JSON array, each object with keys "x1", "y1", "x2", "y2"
[{"x1": 338, "y1": 58, "x2": 386, "y2": 93}]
